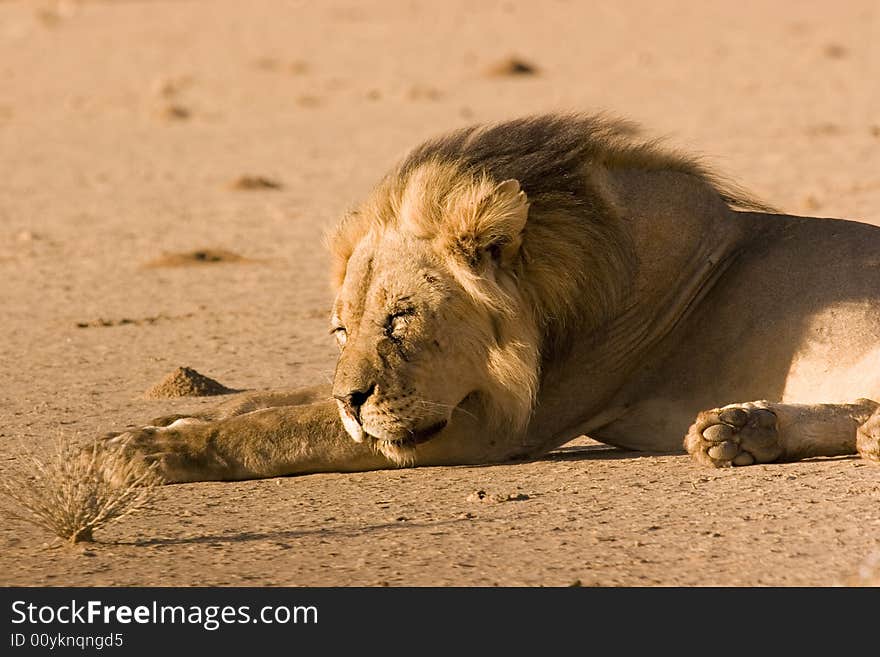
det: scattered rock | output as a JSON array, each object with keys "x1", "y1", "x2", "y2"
[
  {"x1": 466, "y1": 489, "x2": 530, "y2": 503},
  {"x1": 35, "y1": 8, "x2": 63, "y2": 28},
  {"x1": 407, "y1": 85, "x2": 442, "y2": 101},
  {"x1": 254, "y1": 58, "x2": 308, "y2": 74},
  {"x1": 253, "y1": 56, "x2": 281, "y2": 71},
  {"x1": 229, "y1": 175, "x2": 283, "y2": 191},
  {"x1": 145, "y1": 249, "x2": 247, "y2": 267},
  {"x1": 466, "y1": 489, "x2": 489, "y2": 503},
  {"x1": 295, "y1": 95, "x2": 321, "y2": 108},
  {"x1": 804, "y1": 122, "x2": 840, "y2": 137},
  {"x1": 145, "y1": 366, "x2": 237, "y2": 399},
  {"x1": 74, "y1": 313, "x2": 193, "y2": 329},
  {"x1": 823, "y1": 43, "x2": 848, "y2": 59},
  {"x1": 159, "y1": 104, "x2": 191, "y2": 120},
  {"x1": 152, "y1": 76, "x2": 193, "y2": 98},
  {"x1": 288, "y1": 60, "x2": 309, "y2": 75},
  {"x1": 486, "y1": 56, "x2": 539, "y2": 77},
  {"x1": 76, "y1": 318, "x2": 133, "y2": 329},
  {"x1": 803, "y1": 195, "x2": 822, "y2": 211}
]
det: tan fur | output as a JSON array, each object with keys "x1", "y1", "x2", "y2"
[{"x1": 106, "y1": 114, "x2": 880, "y2": 482}]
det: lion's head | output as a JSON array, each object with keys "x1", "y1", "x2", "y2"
[
  {"x1": 327, "y1": 163, "x2": 540, "y2": 464},
  {"x1": 325, "y1": 116, "x2": 645, "y2": 463}
]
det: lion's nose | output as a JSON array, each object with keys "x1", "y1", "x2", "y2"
[{"x1": 333, "y1": 384, "x2": 375, "y2": 421}]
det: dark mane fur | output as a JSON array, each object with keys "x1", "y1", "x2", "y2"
[{"x1": 399, "y1": 113, "x2": 773, "y2": 213}]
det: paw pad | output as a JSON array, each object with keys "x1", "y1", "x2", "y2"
[{"x1": 685, "y1": 403, "x2": 782, "y2": 467}]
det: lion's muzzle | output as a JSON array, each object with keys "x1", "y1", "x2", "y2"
[{"x1": 336, "y1": 400, "x2": 366, "y2": 443}]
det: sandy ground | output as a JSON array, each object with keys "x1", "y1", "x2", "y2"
[{"x1": 1, "y1": 0, "x2": 879, "y2": 587}]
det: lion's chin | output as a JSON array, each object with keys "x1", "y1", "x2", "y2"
[{"x1": 367, "y1": 419, "x2": 448, "y2": 466}]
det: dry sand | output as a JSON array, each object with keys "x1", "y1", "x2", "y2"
[{"x1": 1, "y1": 0, "x2": 879, "y2": 586}]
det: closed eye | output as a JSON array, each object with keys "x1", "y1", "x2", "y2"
[
  {"x1": 385, "y1": 308, "x2": 415, "y2": 341},
  {"x1": 331, "y1": 326, "x2": 348, "y2": 347}
]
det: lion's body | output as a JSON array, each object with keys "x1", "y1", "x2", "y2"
[
  {"x1": 110, "y1": 114, "x2": 880, "y2": 482},
  {"x1": 571, "y1": 209, "x2": 880, "y2": 452}
]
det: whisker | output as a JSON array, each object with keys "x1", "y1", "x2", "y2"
[
  {"x1": 414, "y1": 399, "x2": 477, "y2": 422},
  {"x1": 300, "y1": 367, "x2": 335, "y2": 385}
]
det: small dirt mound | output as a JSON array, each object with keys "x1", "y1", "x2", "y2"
[
  {"x1": 145, "y1": 366, "x2": 236, "y2": 399},
  {"x1": 144, "y1": 249, "x2": 246, "y2": 268}
]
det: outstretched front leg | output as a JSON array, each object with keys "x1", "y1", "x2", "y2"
[
  {"x1": 105, "y1": 399, "x2": 390, "y2": 483},
  {"x1": 684, "y1": 398, "x2": 880, "y2": 467},
  {"x1": 102, "y1": 382, "x2": 510, "y2": 482},
  {"x1": 144, "y1": 384, "x2": 333, "y2": 427}
]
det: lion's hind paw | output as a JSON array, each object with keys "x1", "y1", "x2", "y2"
[
  {"x1": 684, "y1": 402, "x2": 783, "y2": 467},
  {"x1": 857, "y1": 407, "x2": 880, "y2": 464}
]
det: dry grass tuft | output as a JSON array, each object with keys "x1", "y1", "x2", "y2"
[{"x1": 0, "y1": 435, "x2": 161, "y2": 544}]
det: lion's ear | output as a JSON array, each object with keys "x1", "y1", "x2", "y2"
[{"x1": 450, "y1": 179, "x2": 529, "y2": 272}]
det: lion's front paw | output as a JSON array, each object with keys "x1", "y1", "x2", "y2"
[
  {"x1": 856, "y1": 408, "x2": 880, "y2": 464},
  {"x1": 684, "y1": 402, "x2": 783, "y2": 467},
  {"x1": 101, "y1": 420, "x2": 217, "y2": 484},
  {"x1": 147, "y1": 413, "x2": 200, "y2": 428}
]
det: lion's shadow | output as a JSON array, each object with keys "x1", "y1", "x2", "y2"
[
  {"x1": 118, "y1": 445, "x2": 673, "y2": 548},
  {"x1": 118, "y1": 518, "x2": 472, "y2": 548},
  {"x1": 540, "y1": 443, "x2": 679, "y2": 462}
]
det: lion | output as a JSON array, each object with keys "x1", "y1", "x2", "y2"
[{"x1": 105, "y1": 113, "x2": 880, "y2": 482}]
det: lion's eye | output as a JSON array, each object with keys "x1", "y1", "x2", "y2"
[
  {"x1": 385, "y1": 310, "x2": 413, "y2": 341},
  {"x1": 332, "y1": 327, "x2": 348, "y2": 347}
]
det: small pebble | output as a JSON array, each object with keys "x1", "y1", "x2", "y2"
[
  {"x1": 160, "y1": 104, "x2": 191, "y2": 120},
  {"x1": 486, "y1": 56, "x2": 539, "y2": 76},
  {"x1": 230, "y1": 175, "x2": 282, "y2": 190}
]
